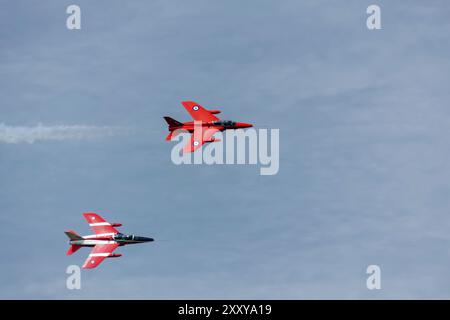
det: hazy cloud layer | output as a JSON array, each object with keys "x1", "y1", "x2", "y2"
[{"x1": 1, "y1": 0, "x2": 450, "y2": 299}]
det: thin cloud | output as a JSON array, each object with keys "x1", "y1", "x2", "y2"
[{"x1": 0, "y1": 123, "x2": 129, "y2": 144}]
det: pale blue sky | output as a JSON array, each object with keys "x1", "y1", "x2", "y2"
[{"x1": 1, "y1": 0, "x2": 450, "y2": 298}]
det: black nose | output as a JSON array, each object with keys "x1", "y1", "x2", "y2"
[{"x1": 140, "y1": 237, "x2": 154, "y2": 242}]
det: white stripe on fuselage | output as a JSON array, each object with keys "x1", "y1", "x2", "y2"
[
  {"x1": 71, "y1": 239, "x2": 117, "y2": 246},
  {"x1": 89, "y1": 222, "x2": 110, "y2": 226},
  {"x1": 83, "y1": 233, "x2": 116, "y2": 239}
]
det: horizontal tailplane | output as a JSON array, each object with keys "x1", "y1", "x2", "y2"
[{"x1": 67, "y1": 244, "x2": 82, "y2": 256}]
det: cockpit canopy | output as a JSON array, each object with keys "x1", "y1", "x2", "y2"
[
  {"x1": 213, "y1": 120, "x2": 236, "y2": 127},
  {"x1": 114, "y1": 233, "x2": 133, "y2": 241}
]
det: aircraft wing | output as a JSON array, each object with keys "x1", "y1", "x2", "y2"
[
  {"x1": 182, "y1": 127, "x2": 220, "y2": 153},
  {"x1": 83, "y1": 212, "x2": 119, "y2": 235},
  {"x1": 82, "y1": 243, "x2": 119, "y2": 269},
  {"x1": 181, "y1": 101, "x2": 219, "y2": 122}
]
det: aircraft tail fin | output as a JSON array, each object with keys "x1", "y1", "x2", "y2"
[
  {"x1": 65, "y1": 230, "x2": 83, "y2": 256},
  {"x1": 67, "y1": 244, "x2": 82, "y2": 256},
  {"x1": 164, "y1": 116, "x2": 182, "y2": 128},
  {"x1": 64, "y1": 230, "x2": 83, "y2": 241},
  {"x1": 165, "y1": 130, "x2": 185, "y2": 141},
  {"x1": 165, "y1": 132, "x2": 174, "y2": 141}
]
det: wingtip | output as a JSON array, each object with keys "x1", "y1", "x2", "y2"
[{"x1": 82, "y1": 262, "x2": 93, "y2": 269}]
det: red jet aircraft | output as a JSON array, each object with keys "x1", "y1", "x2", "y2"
[
  {"x1": 164, "y1": 101, "x2": 253, "y2": 153},
  {"x1": 65, "y1": 213, "x2": 154, "y2": 269}
]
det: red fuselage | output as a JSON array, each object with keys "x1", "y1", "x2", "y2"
[{"x1": 169, "y1": 120, "x2": 253, "y2": 133}]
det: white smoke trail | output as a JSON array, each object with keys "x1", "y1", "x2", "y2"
[{"x1": 0, "y1": 123, "x2": 129, "y2": 144}]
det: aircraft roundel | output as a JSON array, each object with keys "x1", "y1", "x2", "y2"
[
  {"x1": 192, "y1": 106, "x2": 199, "y2": 111},
  {"x1": 193, "y1": 141, "x2": 200, "y2": 146}
]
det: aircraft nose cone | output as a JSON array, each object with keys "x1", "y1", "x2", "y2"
[
  {"x1": 237, "y1": 122, "x2": 253, "y2": 128},
  {"x1": 137, "y1": 236, "x2": 154, "y2": 242}
]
